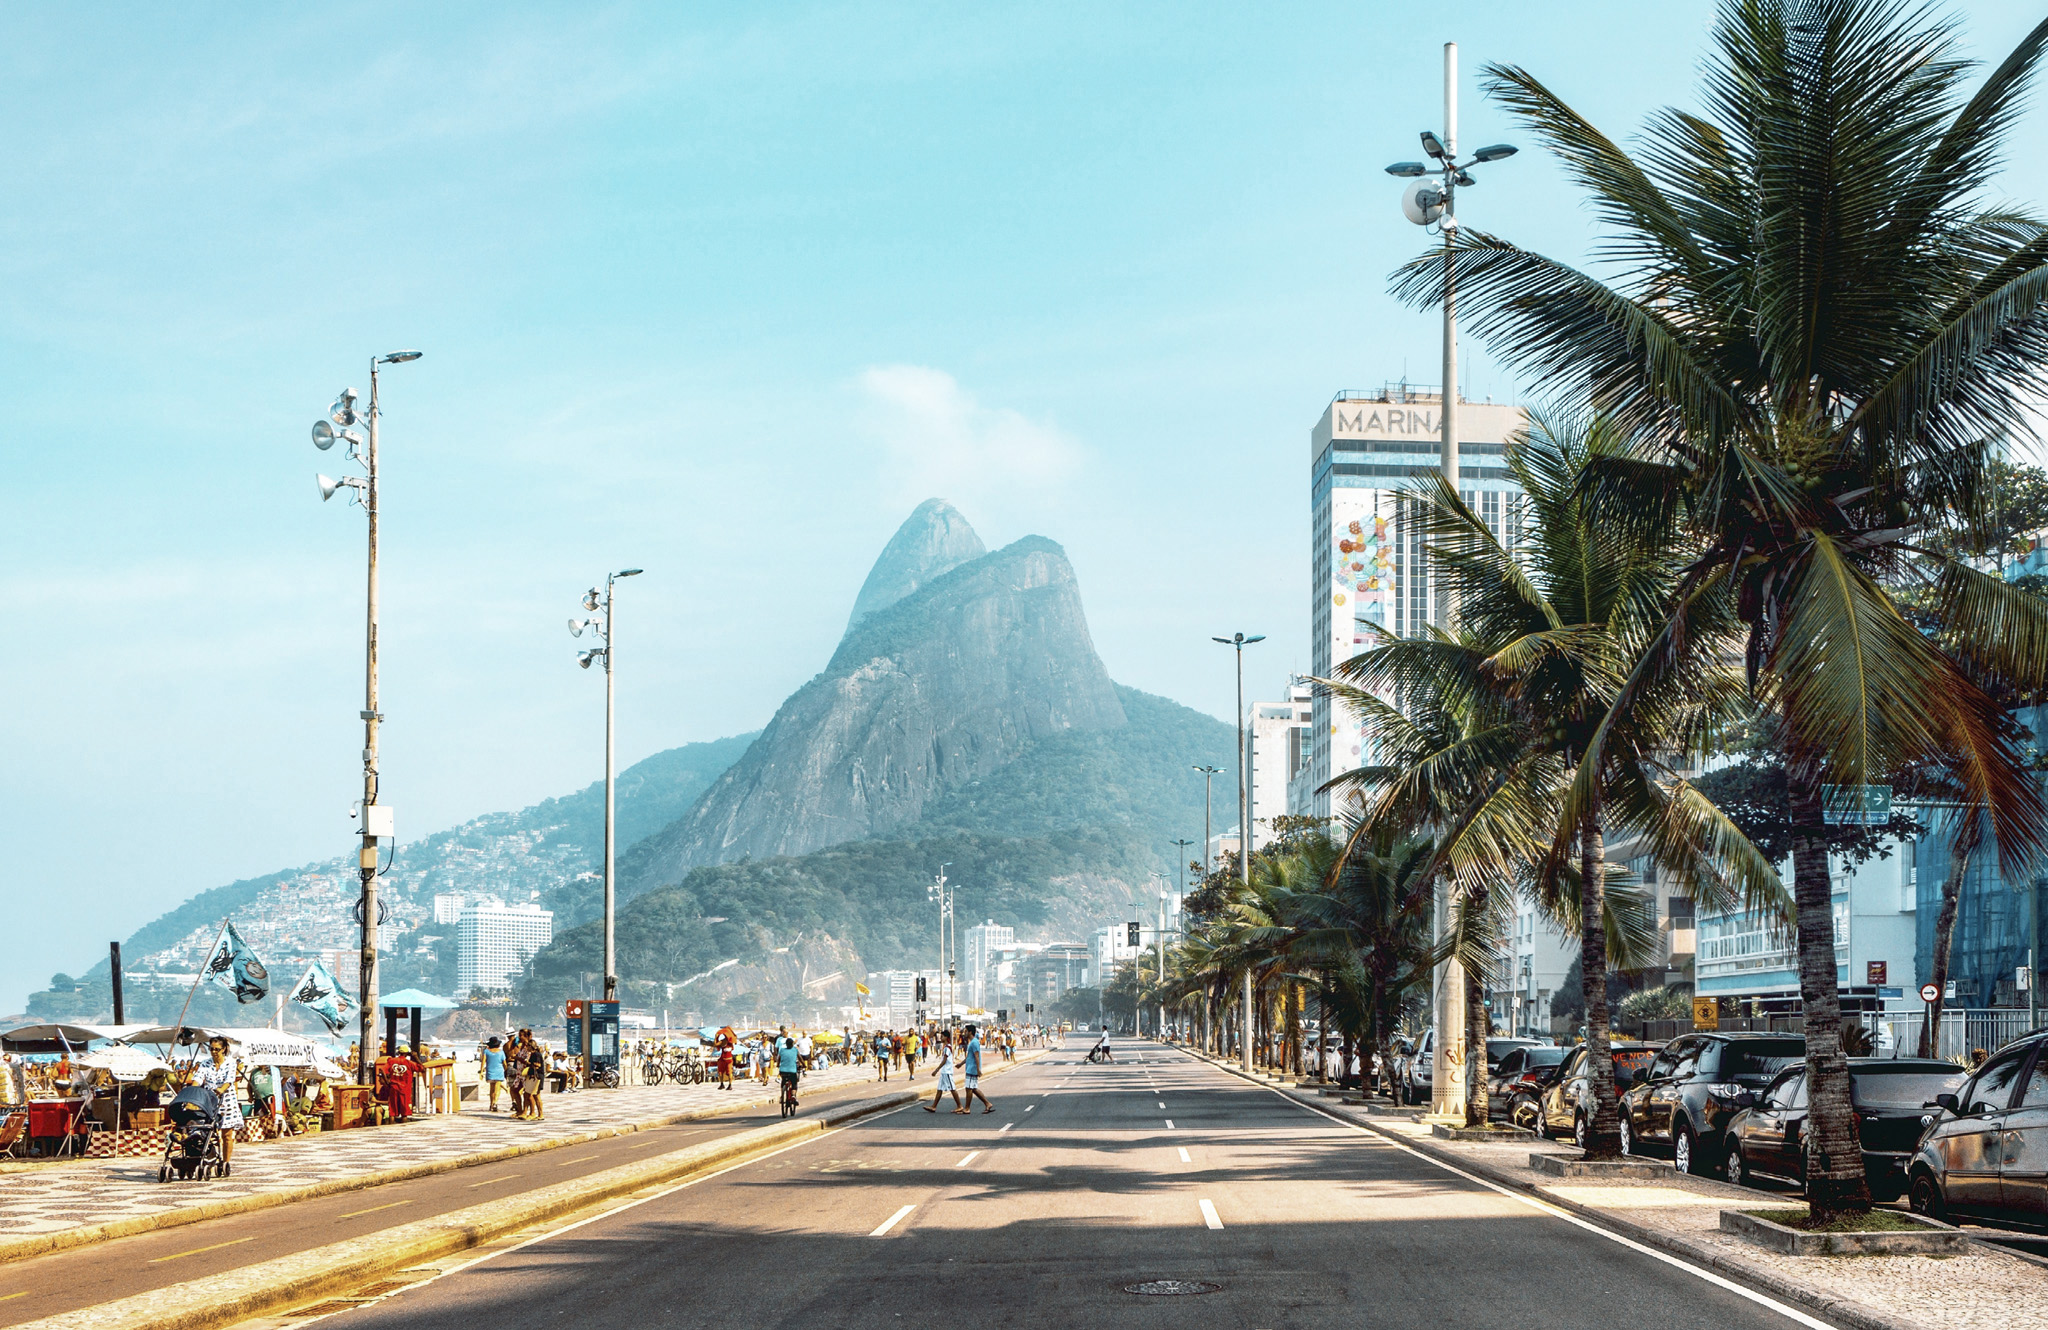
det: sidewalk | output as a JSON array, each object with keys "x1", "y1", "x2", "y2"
[
  {"x1": 1178, "y1": 1046, "x2": 2043, "y2": 1330},
  {"x1": 0, "y1": 1060, "x2": 898, "y2": 1257}
]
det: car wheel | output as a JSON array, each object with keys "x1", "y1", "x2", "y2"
[
  {"x1": 1573, "y1": 1111, "x2": 1588, "y2": 1149},
  {"x1": 1908, "y1": 1170, "x2": 1947, "y2": 1223},
  {"x1": 1619, "y1": 1114, "x2": 1635, "y2": 1157},
  {"x1": 1674, "y1": 1124, "x2": 1698, "y2": 1175},
  {"x1": 1723, "y1": 1141, "x2": 1748, "y2": 1189}
]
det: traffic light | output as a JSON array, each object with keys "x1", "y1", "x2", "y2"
[
  {"x1": 1126, "y1": 921, "x2": 1141, "y2": 947},
  {"x1": 915, "y1": 977, "x2": 928, "y2": 1002},
  {"x1": 1025, "y1": 1003, "x2": 1034, "y2": 1014}
]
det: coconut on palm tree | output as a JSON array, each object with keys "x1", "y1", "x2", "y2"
[{"x1": 1396, "y1": 0, "x2": 2048, "y2": 1214}]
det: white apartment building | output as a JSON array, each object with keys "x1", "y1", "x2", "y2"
[
  {"x1": 456, "y1": 900, "x2": 554, "y2": 994},
  {"x1": 1249, "y1": 685, "x2": 1313, "y2": 841},
  {"x1": 962, "y1": 921, "x2": 1016, "y2": 1009},
  {"x1": 1092, "y1": 922, "x2": 1162, "y2": 986},
  {"x1": 1307, "y1": 387, "x2": 1526, "y2": 819},
  {"x1": 434, "y1": 892, "x2": 483, "y2": 926},
  {"x1": 1507, "y1": 898, "x2": 1580, "y2": 1038}
]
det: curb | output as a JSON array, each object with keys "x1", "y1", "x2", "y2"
[
  {"x1": 1178, "y1": 1047, "x2": 1934, "y2": 1330},
  {"x1": 17, "y1": 1050, "x2": 1044, "y2": 1330},
  {"x1": 0, "y1": 1067, "x2": 919, "y2": 1267}
]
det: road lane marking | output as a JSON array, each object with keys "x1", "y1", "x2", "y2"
[
  {"x1": 1157, "y1": 1101, "x2": 1164, "y2": 1108},
  {"x1": 1178, "y1": 1147, "x2": 1191, "y2": 1162},
  {"x1": 1199, "y1": 1199, "x2": 1223, "y2": 1228},
  {"x1": 1236, "y1": 1070, "x2": 1836, "y2": 1330},
  {"x1": 338, "y1": 1200, "x2": 414, "y2": 1218},
  {"x1": 955, "y1": 1151, "x2": 980, "y2": 1167},
  {"x1": 466, "y1": 1173, "x2": 521, "y2": 1188},
  {"x1": 555, "y1": 1155, "x2": 601, "y2": 1166},
  {"x1": 0, "y1": 1292, "x2": 28, "y2": 1303},
  {"x1": 149, "y1": 1236, "x2": 255, "y2": 1264},
  {"x1": 871, "y1": 1204, "x2": 916, "y2": 1236},
  {"x1": 1025, "y1": 1105, "x2": 1034, "y2": 1111},
  {"x1": 1164, "y1": 1119, "x2": 1174, "y2": 1129},
  {"x1": 998, "y1": 1122, "x2": 1014, "y2": 1134}
]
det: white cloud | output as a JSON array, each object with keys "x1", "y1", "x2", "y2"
[{"x1": 854, "y1": 365, "x2": 1082, "y2": 505}]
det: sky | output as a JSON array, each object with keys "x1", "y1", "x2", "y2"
[{"x1": 5, "y1": 2, "x2": 2047, "y2": 1014}]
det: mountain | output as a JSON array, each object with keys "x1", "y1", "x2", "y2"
[
  {"x1": 623, "y1": 530, "x2": 1127, "y2": 884},
  {"x1": 844, "y1": 498, "x2": 986, "y2": 636}
]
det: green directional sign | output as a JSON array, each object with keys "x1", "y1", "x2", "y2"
[{"x1": 1821, "y1": 784, "x2": 1892, "y2": 825}]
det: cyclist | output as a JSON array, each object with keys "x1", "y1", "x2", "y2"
[{"x1": 777, "y1": 1035, "x2": 803, "y2": 1111}]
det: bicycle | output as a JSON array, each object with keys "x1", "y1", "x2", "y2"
[
  {"x1": 640, "y1": 1054, "x2": 667, "y2": 1086},
  {"x1": 779, "y1": 1073, "x2": 799, "y2": 1118}
]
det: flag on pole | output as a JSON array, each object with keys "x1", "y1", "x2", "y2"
[
  {"x1": 854, "y1": 980, "x2": 870, "y2": 1017},
  {"x1": 203, "y1": 922, "x2": 271, "y2": 1004},
  {"x1": 290, "y1": 960, "x2": 358, "y2": 1034}
]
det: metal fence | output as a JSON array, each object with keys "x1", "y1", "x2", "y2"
[{"x1": 1868, "y1": 1009, "x2": 2041, "y2": 1062}]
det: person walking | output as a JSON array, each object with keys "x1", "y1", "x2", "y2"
[
  {"x1": 961, "y1": 1024, "x2": 995, "y2": 1115},
  {"x1": 383, "y1": 1044, "x2": 420, "y2": 1122},
  {"x1": 924, "y1": 1031, "x2": 964, "y2": 1114},
  {"x1": 482, "y1": 1037, "x2": 507, "y2": 1112},
  {"x1": 904, "y1": 1027, "x2": 921, "y2": 1078},
  {"x1": 874, "y1": 1029, "x2": 892, "y2": 1081},
  {"x1": 716, "y1": 1031, "x2": 736, "y2": 1091},
  {"x1": 185, "y1": 1035, "x2": 245, "y2": 1171}
]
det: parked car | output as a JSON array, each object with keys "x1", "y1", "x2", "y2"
[
  {"x1": 1489, "y1": 1045, "x2": 1569, "y2": 1128},
  {"x1": 1619, "y1": 1033, "x2": 1806, "y2": 1174},
  {"x1": 1723, "y1": 1058, "x2": 1965, "y2": 1200},
  {"x1": 1908, "y1": 1028, "x2": 2048, "y2": 1228},
  {"x1": 1537, "y1": 1040, "x2": 1664, "y2": 1146},
  {"x1": 1397, "y1": 1032, "x2": 1541, "y2": 1105}
]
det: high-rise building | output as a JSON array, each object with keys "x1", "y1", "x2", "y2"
[
  {"x1": 456, "y1": 900, "x2": 554, "y2": 994},
  {"x1": 962, "y1": 920, "x2": 1015, "y2": 1009},
  {"x1": 1309, "y1": 387, "x2": 1526, "y2": 819},
  {"x1": 1248, "y1": 684, "x2": 1313, "y2": 841},
  {"x1": 1017, "y1": 943, "x2": 1091, "y2": 1012}
]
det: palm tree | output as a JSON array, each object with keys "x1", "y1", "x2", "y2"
[
  {"x1": 1395, "y1": 0, "x2": 2048, "y2": 1214},
  {"x1": 1327, "y1": 412, "x2": 1782, "y2": 1144}
]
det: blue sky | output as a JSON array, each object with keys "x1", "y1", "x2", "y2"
[{"x1": 5, "y1": 2, "x2": 2046, "y2": 1013}]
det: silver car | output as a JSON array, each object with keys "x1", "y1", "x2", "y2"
[{"x1": 1908, "y1": 1030, "x2": 2048, "y2": 1227}]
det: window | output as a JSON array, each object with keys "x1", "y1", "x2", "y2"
[
  {"x1": 2021, "y1": 1055, "x2": 2048, "y2": 1109},
  {"x1": 1763, "y1": 1070, "x2": 1803, "y2": 1111},
  {"x1": 1962, "y1": 1050, "x2": 2028, "y2": 1115}
]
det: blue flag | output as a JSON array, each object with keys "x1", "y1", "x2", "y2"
[
  {"x1": 204, "y1": 922, "x2": 270, "y2": 1004},
  {"x1": 289, "y1": 960, "x2": 358, "y2": 1035}
]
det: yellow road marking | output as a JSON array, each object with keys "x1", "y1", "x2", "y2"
[
  {"x1": 555, "y1": 1155, "x2": 600, "y2": 1166},
  {"x1": 466, "y1": 1174, "x2": 521, "y2": 1188},
  {"x1": 339, "y1": 1200, "x2": 413, "y2": 1219},
  {"x1": 149, "y1": 1236, "x2": 255, "y2": 1263}
]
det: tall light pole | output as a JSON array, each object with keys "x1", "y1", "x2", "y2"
[
  {"x1": 1386, "y1": 42, "x2": 1516, "y2": 1117},
  {"x1": 310, "y1": 349, "x2": 422, "y2": 1086},
  {"x1": 1213, "y1": 632, "x2": 1264, "y2": 1071},
  {"x1": 1170, "y1": 839, "x2": 1193, "y2": 1045},
  {"x1": 1192, "y1": 766, "x2": 1220, "y2": 875},
  {"x1": 929, "y1": 865, "x2": 954, "y2": 1027},
  {"x1": 570, "y1": 568, "x2": 643, "y2": 1005}
]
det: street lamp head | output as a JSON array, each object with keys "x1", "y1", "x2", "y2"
[
  {"x1": 378, "y1": 350, "x2": 423, "y2": 364},
  {"x1": 1452, "y1": 169, "x2": 1476, "y2": 188},
  {"x1": 1472, "y1": 143, "x2": 1518, "y2": 163},
  {"x1": 1384, "y1": 161, "x2": 1427, "y2": 178},
  {"x1": 1244, "y1": 634, "x2": 1265, "y2": 644},
  {"x1": 1420, "y1": 130, "x2": 1448, "y2": 160},
  {"x1": 615, "y1": 568, "x2": 643, "y2": 579}
]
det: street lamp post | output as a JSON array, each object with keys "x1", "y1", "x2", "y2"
[
  {"x1": 569, "y1": 568, "x2": 643, "y2": 1005},
  {"x1": 929, "y1": 866, "x2": 954, "y2": 1027},
  {"x1": 1192, "y1": 766, "x2": 1220, "y2": 875},
  {"x1": 1385, "y1": 41, "x2": 1515, "y2": 1119},
  {"x1": 310, "y1": 349, "x2": 421, "y2": 1086},
  {"x1": 1213, "y1": 632, "x2": 1263, "y2": 1072}
]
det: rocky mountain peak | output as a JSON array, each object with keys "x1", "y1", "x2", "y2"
[{"x1": 843, "y1": 498, "x2": 986, "y2": 637}]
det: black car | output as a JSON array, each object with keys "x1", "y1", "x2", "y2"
[
  {"x1": 1619, "y1": 1033, "x2": 1806, "y2": 1175},
  {"x1": 1488, "y1": 1046, "x2": 1568, "y2": 1128},
  {"x1": 1908, "y1": 1029, "x2": 2048, "y2": 1228},
  {"x1": 1537, "y1": 1040, "x2": 1664, "y2": 1147},
  {"x1": 1723, "y1": 1058, "x2": 1965, "y2": 1200}
]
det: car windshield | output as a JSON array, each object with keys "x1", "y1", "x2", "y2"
[
  {"x1": 1851, "y1": 1065, "x2": 1966, "y2": 1108},
  {"x1": 1714, "y1": 1041, "x2": 1805, "y2": 1081},
  {"x1": 1487, "y1": 1040, "x2": 1536, "y2": 1062},
  {"x1": 1525, "y1": 1048, "x2": 1567, "y2": 1068}
]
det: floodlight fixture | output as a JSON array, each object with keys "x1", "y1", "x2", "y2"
[
  {"x1": 1420, "y1": 130, "x2": 1447, "y2": 160},
  {"x1": 569, "y1": 618, "x2": 587, "y2": 637},
  {"x1": 330, "y1": 390, "x2": 359, "y2": 426},
  {"x1": 1403, "y1": 180, "x2": 1446, "y2": 226},
  {"x1": 582, "y1": 589, "x2": 601, "y2": 611},
  {"x1": 1385, "y1": 161, "x2": 1427, "y2": 178},
  {"x1": 313, "y1": 420, "x2": 338, "y2": 450},
  {"x1": 578, "y1": 649, "x2": 603, "y2": 669},
  {"x1": 317, "y1": 473, "x2": 360, "y2": 501},
  {"x1": 1472, "y1": 143, "x2": 1518, "y2": 162},
  {"x1": 378, "y1": 350, "x2": 423, "y2": 364}
]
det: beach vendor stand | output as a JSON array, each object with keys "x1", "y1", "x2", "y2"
[
  {"x1": 377, "y1": 990, "x2": 458, "y2": 1117},
  {"x1": 0, "y1": 1022, "x2": 157, "y2": 1156},
  {"x1": 125, "y1": 1026, "x2": 327, "y2": 1145}
]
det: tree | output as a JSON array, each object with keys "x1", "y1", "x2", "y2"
[
  {"x1": 1327, "y1": 412, "x2": 1780, "y2": 1142},
  {"x1": 1402, "y1": 0, "x2": 2048, "y2": 1215}
]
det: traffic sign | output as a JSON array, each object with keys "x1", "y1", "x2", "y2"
[{"x1": 1919, "y1": 982, "x2": 1941, "y2": 1003}]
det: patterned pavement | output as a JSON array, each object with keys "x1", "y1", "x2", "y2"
[{"x1": 0, "y1": 1062, "x2": 892, "y2": 1242}]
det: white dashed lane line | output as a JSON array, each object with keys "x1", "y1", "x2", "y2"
[
  {"x1": 1178, "y1": 1147, "x2": 1191, "y2": 1162},
  {"x1": 1199, "y1": 1199, "x2": 1223, "y2": 1229},
  {"x1": 870, "y1": 1205, "x2": 916, "y2": 1237},
  {"x1": 956, "y1": 1151, "x2": 980, "y2": 1168},
  {"x1": 998, "y1": 1122, "x2": 1014, "y2": 1134},
  {"x1": 1164, "y1": 1119, "x2": 1174, "y2": 1129}
]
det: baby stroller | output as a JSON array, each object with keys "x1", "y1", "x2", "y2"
[{"x1": 159, "y1": 1086, "x2": 228, "y2": 1182}]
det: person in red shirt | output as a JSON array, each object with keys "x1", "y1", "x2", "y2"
[
  {"x1": 382, "y1": 1046, "x2": 419, "y2": 1122},
  {"x1": 715, "y1": 1030, "x2": 736, "y2": 1090}
]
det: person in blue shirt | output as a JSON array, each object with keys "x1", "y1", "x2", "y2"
[
  {"x1": 482, "y1": 1038, "x2": 507, "y2": 1112},
  {"x1": 776, "y1": 1037, "x2": 803, "y2": 1106},
  {"x1": 960, "y1": 1024, "x2": 995, "y2": 1115}
]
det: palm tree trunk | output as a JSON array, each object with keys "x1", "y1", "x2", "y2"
[
  {"x1": 1465, "y1": 961, "x2": 1489, "y2": 1127},
  {"x1": 1785, "y1": 753, "x2": 1873, "y2": 1219},
  {"x1": 1919, "y1": 844, "x2": 1967, "y2": 1059},
  {"x1": 1579, "y1": 791, "x2": 1622, "y2": 1160}
]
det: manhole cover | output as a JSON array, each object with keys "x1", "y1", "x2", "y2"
[{"x1": 1123, "y1": 1280, "x2": 1222, "y2": 1296}]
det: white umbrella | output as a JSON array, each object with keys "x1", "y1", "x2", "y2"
[{"x1": 74, "y1": 1045, "x2": 173, "y2": 1083}]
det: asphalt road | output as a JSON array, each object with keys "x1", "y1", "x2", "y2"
[
  {"x1": 300, "y1": 1039, "x2": 1832, "y2": 1330},
  {"x1": 0, "y1": 1071, "x2": 912, "y2": 1327}
]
